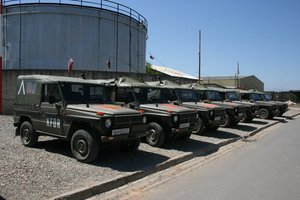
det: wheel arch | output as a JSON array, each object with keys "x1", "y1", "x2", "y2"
[{"x1": 67, "y1": 121, "x2": 96, "y2": 140}]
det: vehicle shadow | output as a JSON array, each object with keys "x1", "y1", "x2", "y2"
[
  {"x1": 201, "y1": 130, "x2": 240, "y2": 139},
  {"x1": 94, "y1": 147, "x2": 170, "y2": 172},
  {"x1": 162, "y1": 138, "x2": 218, "y2": 153},
  {"x1": 36, "y1": 139, "x2": 73, "y2": 158},
  {"x1": 249, "y1": 120, "x2": 269, "y2": 125},
  {"x1": 272, "y1": 118, "x2": 288, "y2": 123},
  {"x1": 230, "y1": 124, "x2": 257, "y2": 132},
  {"x1": 35, "y1": 138, "x2": 171, "y2": 172}
]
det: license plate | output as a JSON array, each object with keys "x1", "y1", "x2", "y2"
[
  {"x1": 179, "y1": 123, "x2": 190, "y2": 129},
  {"x1": 215, "y1": 116, "x2": 221, "y2": 121},
  {"x1": 112, "y1": 128, "x2": 130, "y2": 136},
  {"x1": 238, "y1": 113, "x2": 244, "y2": 117}
]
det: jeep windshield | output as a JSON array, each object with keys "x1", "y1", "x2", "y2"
[
  {"x1": 263, "y1": 94, "x2": 272, "y2": 101},
  {"x1": 250, "y1": 93, "x2": 263, "y2": 101},
  {"x1": 206, "y1": 90, "x2": 223, "y2": 101},
  {"x1": 226, "y1": 91, "x2": 240, "y2": 101},
  {"x1": 60, "y1": 83, "x2": 112, "y2": 103},
  {"x1": 175, "y1": 89, "x2": 198, "y2": 102},
  {"x1": 132, "y1": 87, "x2": 169, "y2": 104}
]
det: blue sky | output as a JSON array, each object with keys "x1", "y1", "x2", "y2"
[{"x1": 116, "y1": 0, "x2": 300, "y2": 91}]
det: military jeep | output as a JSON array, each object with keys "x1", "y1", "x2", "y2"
[
  {"x1": 259, "y1": 92, "x2": 288, "y2": 117},
  {"x1": 97, "y1": 77, "x2": 199, "y2": 147},
  {"x1": 147, "y1": 80, "x2": 225, "y2": 134},
  {"x1": 13, "y1": 75, "x2": 147, "y2": 163},
  {"x1": 217, "y1": 89, "x2": 259, "y2": 122},
  {"x1": 238, "y1": 89, "x2": 280, "y2": 119},
  {"x1": 189, "y1": 84, "x2": 246, "y2": 127}
]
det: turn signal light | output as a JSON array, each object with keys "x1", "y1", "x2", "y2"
[
  {"x1": 138, "y1": 109, "x2": 145, "y2": 113},
  {"x1": 96, "y1": 112, "x2": 104, "y2": 116}
]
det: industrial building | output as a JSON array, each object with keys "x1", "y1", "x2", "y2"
[
  {"x1": 148, "y1": 65, "x2": 264, "y2": 91},
  {"x1": 201, "y1": 75, "x2": 264, "y2": 91}
]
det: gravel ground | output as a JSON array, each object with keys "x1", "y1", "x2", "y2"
[{"x1": 0, "y1": 109, "x2": 298, "y2": 200}]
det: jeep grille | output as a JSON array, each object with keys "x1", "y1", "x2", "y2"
[
  {"x1": 180, "y1": 112, "x2": 197, "y2": 123},
  {"x1": 114, "y1": 115, "x2": 143, "y2": 129}
]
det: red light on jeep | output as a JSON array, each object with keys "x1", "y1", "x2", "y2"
[
  {"x1": 167, "y1": 110, "x2": 173, "y2": 113},
  {"x1": 96, "y1": 112, "x2": 104, "y2": 116},
  {"x1": 138, "y1": 109, "x2": 145, "y2": 113}
]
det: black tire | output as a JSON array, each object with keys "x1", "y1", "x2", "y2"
[
  {"x1": 220, "y1": 113, "x2": 231, "y2": 127},
  {"x1": 119, "y1": 138, "x2": 141, "y2": 152},
  {"x1": 240, "y1": 112, "x2": 248, "y2": 123},
  {"x1": 20, "y1": 121, "x2": 38, "y2": 147},
  {"x1": 192, "y1": 118, "x2": 205, "y2": 135},
  {"x1": 258, "y1": 108, "x2": 270, "y2": 119},
  {"x1": 178, "y1": 132, "x2": 192, "y2": 140},
  {"x1": 146, "y1": 122, "x2": 166, "y2": 147},
  {"x1": 71, "y1": 130, "x2": 99, "y2": 163}
]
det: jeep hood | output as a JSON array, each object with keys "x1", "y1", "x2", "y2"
[
  {"x1": 67, "y1": 104, "x2": 140, "y2": 115},
  {"x1": 182, "y1": 102, "x2": 222, "y2": 110},
  {"x1": 211, "y1": 101, "x2": 240, "y2": 109},
  {"x1": 140, "y1": 103, "x2": 193, "y2": 113}
]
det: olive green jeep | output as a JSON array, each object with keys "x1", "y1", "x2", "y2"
[
  {"x1": 13, "y1": 75, "x2": 147, "y2": 163},
  {"x1": 96, "y1": 77, "x2": 199, "y2": 147}
]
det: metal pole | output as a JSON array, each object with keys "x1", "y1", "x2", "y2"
[
  {"x1": 0, "y1": 0, "x2": 3, "y2": 114},
  {"x1": 0, "y1": 56, "x2": 2, "y2": 114},
  {"x1": 198, "y1": 30, "x2": 201, "y2": 82}
]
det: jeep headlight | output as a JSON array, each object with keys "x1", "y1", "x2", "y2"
[
  {"x1": 209, "y1": 110, "x2": 214, "y2": 117},
  {"x1": 234, "y1": 108, "x2": 238, "y2": 113},
  {"x1": 173, "y1": 115, "x2": 179, "y2": 123},
  {"x1": 105, "y1": 119, "x2": 112, "y2": 128},
  {"x1": 143, "y1": 116, "x2": 147, "y2": 124}
]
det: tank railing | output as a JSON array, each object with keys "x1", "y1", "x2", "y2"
[{"x1": 2, "y1": 0, "x2": 148, "y2": 29}]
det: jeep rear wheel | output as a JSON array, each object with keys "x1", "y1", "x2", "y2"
[
  {"x1": 71, "y1": 130, "x2": 99, "y2": 163},
  {"x1": 20, "y1": 121, "x2": 38, "y2": 147},
  {"x1": 119, "y1": 138, "x2": 141, "y2": 151},
  {"x1": 258, "y1": 108, "x2": 270, "y2": 119},
  {"x1": 146, "y1": 122, "x2": 166, "y2": 147}
]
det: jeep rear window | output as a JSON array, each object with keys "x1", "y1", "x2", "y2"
[{"x1": 60, "y1": 83, "x2": 111, "y2": 103}]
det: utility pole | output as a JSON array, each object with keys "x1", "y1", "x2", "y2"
[
  {"x1": 0, "y1": 0, "x2": 3, "y2": 114},
  {"x1": 198, "y1": 30, "x2": 201, "y2": 82}
]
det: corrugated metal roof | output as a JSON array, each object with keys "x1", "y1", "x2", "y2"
[{"x1": 150, "y1": 65, "x2": 198, "y2": 80}]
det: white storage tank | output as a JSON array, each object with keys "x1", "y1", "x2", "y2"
[{"x1": 2, "y1": 0, "x2": 148, "y2": 73}]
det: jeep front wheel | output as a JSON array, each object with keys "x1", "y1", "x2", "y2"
[
  {"x1": 258, "y1": 108, "x2": 270, "y2": 119},
  {"x1": 20, "y1": 121, "x2": 38, "y2": 147},
  {"x1": 220, "y1": 113, "x2": 231, "y2": 127},
  {"x1": 192, "y1": 118, "x2": 205, "y2": 135},
  {"x1": 71, "y1": 130, "x2": 99, "y2": 163},
  {"x1": 146, "y1": 122, "x2": 166, "y2": 147}
]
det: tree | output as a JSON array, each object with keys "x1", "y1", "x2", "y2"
[{"x1": 146, "y1": 62, "x2": 161, "y2": 76}]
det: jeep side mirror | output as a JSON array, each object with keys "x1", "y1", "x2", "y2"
[{"x1": 49, "y1": 96, "x2": 56, "y2": 104}]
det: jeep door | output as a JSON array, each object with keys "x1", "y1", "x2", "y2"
[{"x1": 39, "y1": 83, "x2": 64, "y2": 136}]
